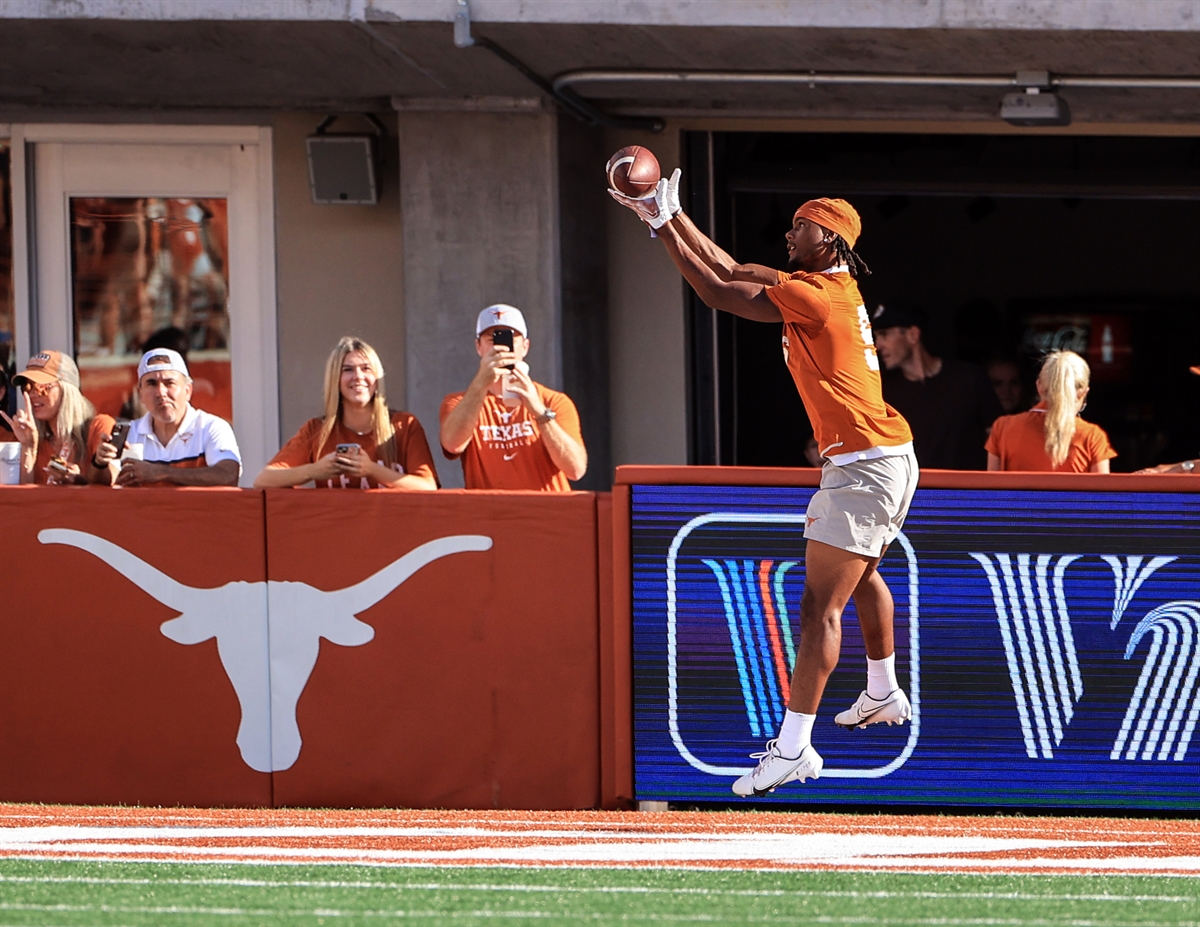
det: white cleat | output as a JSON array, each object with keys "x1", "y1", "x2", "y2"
[
  {"x1": 731, "y1": 741, "x2": 823, "y2": 797},
  {"x1": 835, "y1": 689, "x2": 912, "y2": 730}
]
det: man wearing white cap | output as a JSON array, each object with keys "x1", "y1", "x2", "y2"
[
  {"x1": 94, "y1": 348, "x2": 241, "y2": 487},
  {"x1": 439, "y1": 304, "x2": 587, "y2": 491}
]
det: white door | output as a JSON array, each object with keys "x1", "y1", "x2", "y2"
[{"x1": 25, "y1": 125, "x2": 278, "y2": 484}]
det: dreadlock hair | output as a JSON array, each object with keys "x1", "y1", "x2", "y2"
[{"x1": 831, "y1": 235, "x2": 871, "y2": 277}]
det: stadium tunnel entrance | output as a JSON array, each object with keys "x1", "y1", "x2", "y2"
[{"x1": 683, "y1": 132, "x2": 1200, "y2": 473}]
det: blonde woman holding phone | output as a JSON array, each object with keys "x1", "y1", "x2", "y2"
[
  {"x1": 255, "y1": 337, "x2": 438, "y2": 490},
  {"x1": 986, "y1": 350, "x2": 1115, "y2": 473}
]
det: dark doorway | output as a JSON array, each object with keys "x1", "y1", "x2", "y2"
[{"x1": 684, "y1": 132, "x2": 1200, "y2": 472}]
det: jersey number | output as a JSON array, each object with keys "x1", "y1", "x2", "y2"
[{"x1": 856, "y1": 305, "x2": 880, "y2": 371}]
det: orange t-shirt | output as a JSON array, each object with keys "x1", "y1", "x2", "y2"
[
  {"x1": 268, "y1": 411, "x2": 438, "y2": 488},
  {"x1": 33, "y1": 415, "x2": 115, "y2": 484},
  {"x1": 440, "y1": 384, "x2": 583, "y2": 492},
  {"x1": 986, "y1": 405, "x2": 1116, "y2": 473},
  {"x1": 765, "y1": 270, "x2": 911, "y2": 459}
]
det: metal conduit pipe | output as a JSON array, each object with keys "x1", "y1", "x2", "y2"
[{"x1": 553, "y1": 70, "x2": 1200, "y2": 93}]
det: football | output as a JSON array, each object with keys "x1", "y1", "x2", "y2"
[{"x1": 606, "y1": 146, "x2": 661, "y2": 197}]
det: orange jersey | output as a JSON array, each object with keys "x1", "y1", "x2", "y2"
[
  {"x1": 986, "y1": 405, "x2": 1116, "y2": 473},
  {"x1": 33, "y1": 414, "x2": 115, "y2": 484},
  {"x1": 268, "y1": 411, "x2": 438, "y2": 489},
  {"x1": 440, "y1": 384, "x2": 583, "y2": 492},
  {"x1": 766, "y1": 270, "x2": 911, "y2": 459}
]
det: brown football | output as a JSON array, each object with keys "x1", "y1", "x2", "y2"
[{"x1": 606, "y1": 145, "x2": 661, "y2": 197}]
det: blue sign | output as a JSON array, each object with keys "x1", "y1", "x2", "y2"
[{"x1": 632, "y1": 484, "x2": 1200, "y2": 809}]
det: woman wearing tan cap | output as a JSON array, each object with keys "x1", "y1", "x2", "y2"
[{"x1": 0, "y1": 350, "x2": 116, "y2": 485}]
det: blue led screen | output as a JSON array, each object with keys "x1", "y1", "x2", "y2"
[{"x1": 632, "y1": 484, "x2": 1200, "y2": 809}]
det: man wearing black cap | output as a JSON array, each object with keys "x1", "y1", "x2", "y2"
[{"x1": 872, "y1": 303, "x2": 1002, "y2": 470}]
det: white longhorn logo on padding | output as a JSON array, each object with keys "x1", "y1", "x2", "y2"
[{"x1": 38, "y1": 528, "x2": 492, "y2": 773}]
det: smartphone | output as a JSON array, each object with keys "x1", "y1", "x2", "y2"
[
  {"x1": 108, "y1": 420, "x2": 130, "y2": 456},
  {"x1": 492, "y1": 328, "x2": 515, "y2": 369},
  {"x1": 335, "y1": 443, "x2": 360, "y2": 455},
  {"x1": 46, "y1": 458, "x2": 71, "y2": 476}
]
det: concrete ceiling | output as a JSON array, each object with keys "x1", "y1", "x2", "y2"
[{"x1": 0, "y1": 17, "x2": 1197, "y2": 123}]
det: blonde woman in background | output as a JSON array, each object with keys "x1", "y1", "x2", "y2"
[
  {"x1": 0, "y1": 350, "x2": 115, "y2": 485},
  {"x1": 986, "y1": 350, "x2": 1115, "y2": 473},
  {"x1": 255, "y1": 337, "x2": 438, "y2": 490}
]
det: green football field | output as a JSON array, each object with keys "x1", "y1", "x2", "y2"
[{"x1": 1, "y1": 859, "x2": 1198, "y2": 926}]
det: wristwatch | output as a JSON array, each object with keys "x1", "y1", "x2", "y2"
[
  {"x1": 535, "y1": 408, "x2": 557, "y2": 425},
  {"x1": 1182, "y1": 460, "x2": 1195, "y2": 472}
]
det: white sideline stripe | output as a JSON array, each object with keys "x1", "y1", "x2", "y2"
[
  {"x1": 9, "y1": 852, "x2": 1200, "y2": 880},
  {"x1": 0, "y1": 830, "x2": 768, "y2": 845},
  {"x1": 0, "y1": 834, "x2": 1144, "y2": 865},
  {"x1": 2, "y1": 874, "x2": 1198, "y2": 904}
]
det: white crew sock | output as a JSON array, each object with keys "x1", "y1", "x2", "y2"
[
  {"x1": 776, "y1": 710, "x2": 815, "y2": 758},
  {"x1": 866, "y1": 654, "x2": 899, "y2": 699}
]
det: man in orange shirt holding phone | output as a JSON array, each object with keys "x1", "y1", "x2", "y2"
[
  {"x1": 440, "y1": 305, "x2": 587, "y2": 491},
  {"x1": 613, "y1": 176, "x2": 917, "y2": 796}
]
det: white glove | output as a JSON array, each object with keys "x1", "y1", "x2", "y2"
[
  {"x1": 607, "y1": 167, "x2": 683, "y2": 229},
  {"x1": 647, "y1": 168, "x2": 682, "y2": 229}
]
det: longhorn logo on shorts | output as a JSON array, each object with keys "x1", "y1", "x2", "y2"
[{"x1": 38, "y1": 529, "x2": 492, "y2": 773}]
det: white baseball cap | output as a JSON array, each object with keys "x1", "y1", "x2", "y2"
[
  {"x1": 138, "y1": 348, "x2": 190, "y2": 381},
  {"x1": 475, "y1": 304, "x2": 528, "y2": 338}
]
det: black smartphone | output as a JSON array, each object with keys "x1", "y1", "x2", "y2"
[
  {"x1": 108, "y1": 420, "x2": 130, "y2": 456},
  {"x1": 335, "y1": 443, "x2": 360, "y2": 455},
  {"x1": 492, "y1": 328, "x2": 515, "y2": 369}
]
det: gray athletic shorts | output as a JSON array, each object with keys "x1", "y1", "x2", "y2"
[{"x1": 803, "y1": 450, "x2": 919, "y2": 558}]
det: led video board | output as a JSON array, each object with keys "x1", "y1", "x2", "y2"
[{"x1": 632, "y1": 484, "x2": 1200, "y2": 809}]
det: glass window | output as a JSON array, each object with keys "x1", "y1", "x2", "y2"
[{"x1": 69, "y1": 196, "x2": 231, "y2": 422}]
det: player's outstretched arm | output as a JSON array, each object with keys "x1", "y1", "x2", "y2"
[
  {"x1": 671, "y1": 212, "x2": 781, "y2": 286},
  {"x1": 659, "y1": 220, "x2": 781, "y2": 323}
]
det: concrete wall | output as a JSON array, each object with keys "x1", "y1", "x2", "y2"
[
  {"x1": 557, "y1": 118, "x2": 611, "y2": 489},
  {"x1": 398, "y1": 109, "x2": 561, "y2": 488},
  {"x1": 272, "y1": 112, "x2": 406, "y2": 444},
  {"x1": 604, "y1": 128, "x2": 688, "y2": 468}
]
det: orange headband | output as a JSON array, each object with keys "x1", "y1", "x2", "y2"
[{"x1": 793, "y1": 198, "x2": 862, "y2": 249}]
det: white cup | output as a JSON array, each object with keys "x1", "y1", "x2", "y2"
[
  {"x1": 0, "y1": 442, "x2": 20, "y2": 485},
  {"x1": 122, "y1": 443, "x2": 144, "y2": 461}
]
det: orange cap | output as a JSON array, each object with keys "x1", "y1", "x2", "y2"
[
  {"x1": 794, "y1": 198, "x2": 862, "y2": 249},
  {"x1": 13, "y1": 350, "x2": 81, "y2": 389}
]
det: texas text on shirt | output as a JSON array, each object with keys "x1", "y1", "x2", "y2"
[
  {"x1": 267, "y1": 411, "x2": 438, "y2": 489},
  {"x1": 439, "y1": 385, "x2": 583, "y2": 491},
  {"x1": 127, "y1": 404, "x2": 241, "y2": 485},
  {"x1": 766, "y1": 266, "x2": 912, "y2": 464}
]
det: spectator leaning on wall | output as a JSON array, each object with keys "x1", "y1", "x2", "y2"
[
  {"x1": 254, "y1": 336, "x2": 438, "y2": 490},
  {"x1": 439, "y1": 304, "x2": 587, "y2": 491},
  {"x1": 873, "y1": 302, "x2": 1002, "y2": 470},
  {"x1": 2, "y1": 350, "x2": 115, "y2": 485},
  {"x1": 95, "y1": 348, "x2": 241, "y2": 487},
  {"x1": 987, "y1": 350, "x2": 1115, "y2": 473}
]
